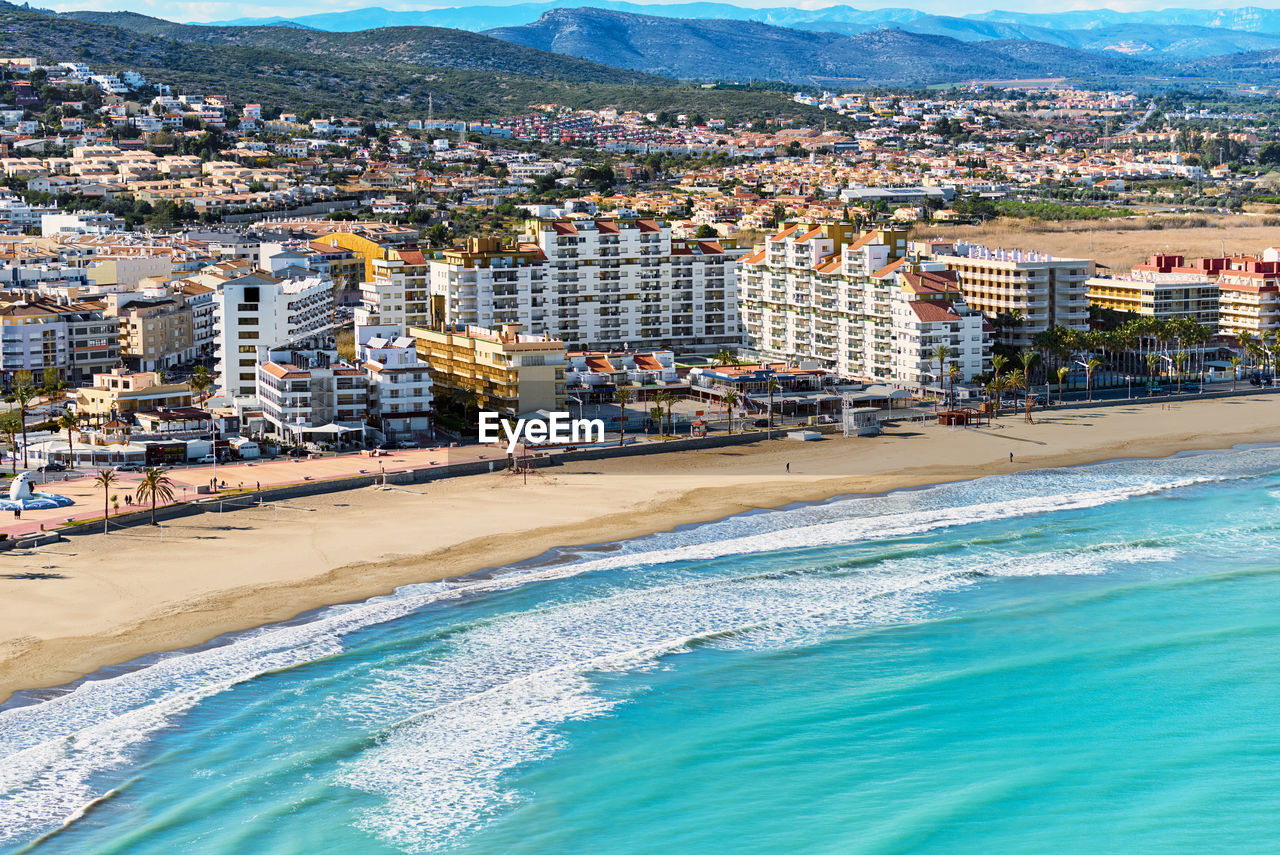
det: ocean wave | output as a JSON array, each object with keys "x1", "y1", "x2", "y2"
[
  {"x1": 0, "y1": 448, "x2": 1265, "y2": 848},
  {"x1": 335, "y1": 542, "x2": 1178, "y2": 852}
]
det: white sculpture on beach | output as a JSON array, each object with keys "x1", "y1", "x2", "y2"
[{"x1": 0, "y1": 471, "x2": 75, "y2": 511}]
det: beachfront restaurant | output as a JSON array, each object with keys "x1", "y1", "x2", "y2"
[{"x1": 26, "y1": 437, "x2": 149, "y2": 468}]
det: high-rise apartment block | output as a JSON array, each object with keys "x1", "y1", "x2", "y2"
[{"x1": 427, "y1": 218, "x2": 741, "y2": 353}]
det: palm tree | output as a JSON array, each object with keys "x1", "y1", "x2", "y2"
[
  {"x1": 985, "y1": 375, "x2": 1009, "y2": 424},
  {"x1": 93, "y1": 469, "x2": 116, "y2": 535},
  {"x1": 721, "y1": 389, "x2": 739, "y2": 434},
  {"x1": 57, "y1": 411, "x2": 79, "y2": 469},
  {"x1": 932, "y1": 344, "x2": 952, "y2": 408},
  {"x1": 649, "y1": 404, "x2": 664, "y2": 433},
  {"x1": 614, "y1": 386, "x2": 633, "y2": 447},
  {"x1": 1007, "y1": 368, "x2": 1026, "y2": 421},
  {"x1": 1018, "y1": 349, "x2": 1038, "y2": 423},
  {"x1": 1056, "y1": 365, "x2": 1070, "y2": 404},
  {"x1": 712, "y1": 348, "x2": 738, "y2": 367},
  {"x1": 189, "y1": 365, "x2": 213, "y2": 400},
  {"x1": 1085, "y1": 357, "x2": 1102, "y2": 402},
  {"x1": 652, "y1": 391, "x2": 676, "y2": 437},
  {"x1": 135, "y1": 467, "x2": 176, "y2": 526},
  {"x1": 1230, "y1": 356, "x2": 1242, "y2": 391},
  {"x1": 948, "y1": 364, "x2": 961, "y2": 404},
  {"x1": 766, "y1": 377, "x2": 780, "y2": 434},
  {"x1": 455, "y1": 388, "x2": 479, "y2": 434},
  {"x1": 1146, "y1": 352, "x2": 1161, "y2": 394},
  {"x1": 991, "y1": 353, "x2": 1007, "y2": 382},
  {"x1": 1173, "y1": 351, "x2": 1188, "y2": 395},
  {"x1": 0, "y1": 410, "x2": 19, "y2": 474},
  {"x1": 6, "y1": 371, "x2": 34, "y2": 469}
]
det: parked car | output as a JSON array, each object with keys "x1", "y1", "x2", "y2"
[
  {"x1": 114, "y1": 463, "x2": 141, "y2": 472},
  {"x1": 40, "y1": 462, "x2": 65, "y2": 472},
  {"x1": 752, "y1": 418, "x2": 771, "y2": 428},
  {"x1": 195, "y1": 454, "x2": 216, "y2": 464}
]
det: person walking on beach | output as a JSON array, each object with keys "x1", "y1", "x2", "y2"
[
  {"x1": 1009, "y1": 452, "x2": 1014, "y2": 463},
  {"x1": 786, "y1": 462, "x2": 790, "y2": 473}
]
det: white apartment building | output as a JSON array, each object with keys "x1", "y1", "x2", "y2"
[
  {"x1": 1216, "y1": 260, "x2": 1280, "y2": 338},
  {"x1": 740, "y1": 224, "x2": 913, "y2": 381},
  {"x1": 0, "y1": 295, "x2": 122, "y2": 384},
  {"x1": 214, "y1": 273, "x2": 335, "y2": 399},
  {"x1": 429, "y1": 219, "x2": 741, "y2": 353},
  {"x1": 355, "y1": 249, "x2": 432, "y2": 333},
  {"x1": 0, "y1": 194, "x2": 57, "y2": 234},
  {"x1": 41, "y1": 211, "x2": 125, "y2": 236},
  {"x1": 923, "y1": 241, "x2": 1091, "y2": 348},
  {"x1": 889, "y1": 268, "x2": 990, "y2": 388},
  {"x1": 256, "y1": 349, "x2": 369, "y2": 441},
  {"x1": 358, "y1": 327, "x2": 433, "y2": 442}
]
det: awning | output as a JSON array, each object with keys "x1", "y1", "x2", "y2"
[{"x1": 297, "y1": 423, "x2": 363, "y2": 436}]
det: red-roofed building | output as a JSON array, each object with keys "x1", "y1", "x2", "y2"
[
  {"x1": 739, "y1": 223, "x2": 920, "y2": 381},
  {"x1": 426, "y1": 217, "x2": 745, "y2": 354}
]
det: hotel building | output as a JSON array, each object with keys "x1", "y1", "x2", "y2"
[
  {"x1": 738, "y1": 224, "x2": 987, "y2": 384},
  {"x1": 409, "y1": 322, "x2": 565, "y2": 416},
  {"x1": 923, "y1": 242, "x2": 1091, "y2": 348},
  {"x1": 1086, "y1": 254, "x2": 1218, "y2": 325},
  {"x1": 428, "y1": 219, "x2": 741, "y2": 353},
  {"x1": 1214, "y1": 257, "x2": 1280, "y2": 338},
  {"x1": 214, "y1": 272, "x2": 335, "y2": 399}
]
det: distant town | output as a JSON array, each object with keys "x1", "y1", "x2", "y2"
[{"x1": 0, "y1": 50, "x2": 1275, "y2": 538}]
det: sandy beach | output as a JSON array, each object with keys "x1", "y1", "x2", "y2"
[{"x1": 1, "y1": 394, "x2": 1277, "y2": 705}]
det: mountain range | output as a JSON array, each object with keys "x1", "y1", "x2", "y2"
[
  {"x1": 486, "y1": 9, "x2": 1153, "y2": 85},
  {"x1": 0, "y1": 2, "x2": 831, "y2": 122},
  {"x1": 19, "y1": 1, "x2": 1280, "y2": 104},
  {"x1": 200, "y1": 3, "x2": 1280, "y2": 61}
]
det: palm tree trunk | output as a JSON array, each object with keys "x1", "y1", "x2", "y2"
[
  {"x1": 104, "y1": 489, "x2": 109, "y2": 535},
  {"x1": 151, "y1": 494, "x2": 157, "y2": 526},
  {"x1": 20, "y1": 410, "x2": 27, "y2": 470}
]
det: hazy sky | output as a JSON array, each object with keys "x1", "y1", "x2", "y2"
[{"x1": 37, "y1": 0, "x2": 1279, "y2": 24}]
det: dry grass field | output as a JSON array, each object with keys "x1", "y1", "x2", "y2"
[{"x1": 918, "y1": 214, "x2": 1280, "y2": 271}]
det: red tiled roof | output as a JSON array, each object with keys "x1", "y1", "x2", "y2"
[
  {"x1": 871, "y1": 257, "x2": 907, "y2": 279},
  {"x1": 908, "y1": 300, "x2": 960, "y2": 323}
]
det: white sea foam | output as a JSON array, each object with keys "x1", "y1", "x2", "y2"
[
  {"x1": 336, "y1": 542, "x2": 1179, "y2": 852},
  {"x1": 0, "y1": 448, "x2": 1267, "y2": 848}
]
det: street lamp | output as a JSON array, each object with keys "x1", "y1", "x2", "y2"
[{"x1": 1125, "y1": 375, "x2": 1132, "y2": 399}]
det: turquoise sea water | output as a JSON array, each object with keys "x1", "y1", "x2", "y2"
[{"x1": 5, "y1": 446, "x2": 1280, "y2": 853}]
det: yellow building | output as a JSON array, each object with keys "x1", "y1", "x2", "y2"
[
  {"x1": 1086, "y1": 255, "x2": 1218, "y2": 324},
  {"x1": 409, "y1": 323, "x2": 565, "y2": 416},
  {"x1": 311, "y1": 231, "x2": 391, "y2": 282},
  {"x1": 75, "y1": 368, "x2": 193, "y2": 417}
]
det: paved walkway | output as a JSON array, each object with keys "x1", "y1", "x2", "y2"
[{"x1": 0, "y1": 445, "x2": 500, "y2": 540}]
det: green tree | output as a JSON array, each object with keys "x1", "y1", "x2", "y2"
[
  {"x1": 614, "y1": 386, "x2": 633, "y2": 448},
  {"x1": 58, "y1": 411, "x2": 78, "y2": 469},
  {"x1": 93, "y1": 469, "x2": 117, "y2": 535},
  {"x1": 6, "y1": 371, "x2": 35, "y2": 469},
  {"x1": 135, "y1": 467, "x2": 176, "y2": 526},
  {"x1": 0, "y1": 410, "x2": 19, "y2": 473}
]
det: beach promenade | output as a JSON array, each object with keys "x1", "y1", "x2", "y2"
[
  {"x1": 1, "y1": 394, "x2": 1278, "y2": 705},
  {"x1": 0, "y1": 446, "x2": 498, "y2": 539}
]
